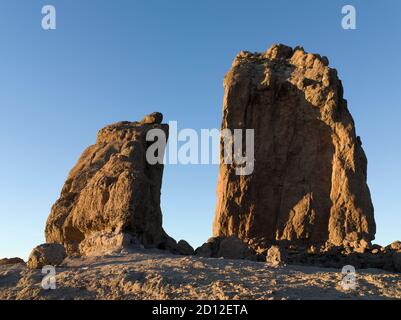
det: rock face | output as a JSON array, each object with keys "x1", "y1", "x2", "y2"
[
  {"x1": 27, "y1": 243, "x2": 66, "y2": 269},
  {"x1": 45, "y1": 113, "x2": 174, "y2": 256},
  {"x1": 213, "y1": 44, "x2": 376, "y2": 248}
]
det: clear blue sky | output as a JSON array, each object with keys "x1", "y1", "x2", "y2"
[{"x1": 0, "y1": 0, "x2": 400, "y2": 260}]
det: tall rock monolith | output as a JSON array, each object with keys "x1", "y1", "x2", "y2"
[{"x1": 213, "y1": 44, "x2": 376, "y2": 248}]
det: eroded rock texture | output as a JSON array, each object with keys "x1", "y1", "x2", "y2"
[
  {"x1": 213, "y1": 44, "x2": 376, "y2": 248},
  {"x1": 45, "y1": 113, "x2": 173, "y2": 256}
]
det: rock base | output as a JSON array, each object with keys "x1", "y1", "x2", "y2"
[{"x1": 250, "y1": 240, "x2": 401, "y2": 273}]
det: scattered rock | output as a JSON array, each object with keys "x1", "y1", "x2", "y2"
[
  {"x1": 266, "y1": 246, "x2": 287, "y2": 267},
  {"x1": 213, "y1": 44, "x2": 375, "y2": 247},
  {"x1": 0, "y1": 257, "x2": 25, "y2": 266},
  {"x1": 176, "y1": 240, "x2": 194, "y2": 255},
  {"x1": 27, "y1": 243, "x2": 66, "y2": 269},
  {"x1": 45, "y1": 113, "x2": 175, "y2": 256}
]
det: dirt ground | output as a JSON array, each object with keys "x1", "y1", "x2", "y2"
[{"x1": 1, "y1": 249, "x2": 400, "y2": 300}]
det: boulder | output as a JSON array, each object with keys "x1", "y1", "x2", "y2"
[
  {"x1": 0, "y1": 257, "x2": 25, "y2": 266},
  {"x1": 218, "y1": 236, "x2": 256, "y2": 260},
  {"x1": 27, "y1": 243, "x2": 66, "y2": 269},
  {"x1": 213, "y1": 44, "x2": 376, "y2": 247},
  {"x1": 157, "y1": 236, "x2": 178, "y2": 252},
  {"x1": 176, "y1": 240, "x2": 195, "y2": 255},
  {"x1": 195, "y1": 236, "x2": 255, "y2": 260},
  {"x1": 45, "y1": 112, "x2": 174, "y2": 256},
  {"x1": 195, "y1": 242, "x2": 213, "y2": 258},
  {"x1": 390, "y1": 241, "x2": 401, "y2": 252}
]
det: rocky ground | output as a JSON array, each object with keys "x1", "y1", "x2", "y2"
[{"x1": 1, "y1": 249, "x2": 400, "y2": 300}]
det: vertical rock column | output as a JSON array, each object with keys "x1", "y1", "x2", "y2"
[{"x1": 213, "y1": 44, "x2": 376, "y2": 248}]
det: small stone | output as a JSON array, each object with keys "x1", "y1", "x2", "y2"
[
  {"x1": 266, "y1": 245, "x2": 287, "y2": 267},
  {"x1": 371, "y1": 249, "x2": 379, "y2": 254},
  {"x1": 27, "y1": 243, "x2": 66, "y2": 269},
  {"x1": 307, "y1": 245, "x2": 318, "y2": 254}
]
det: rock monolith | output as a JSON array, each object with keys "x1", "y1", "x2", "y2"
[
  {"x1": 213, "y1": 44, "x2": 376, "y2": 248},
  {"x1": 45, "y1": 113, "x2": 174, "y2": 256}
]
